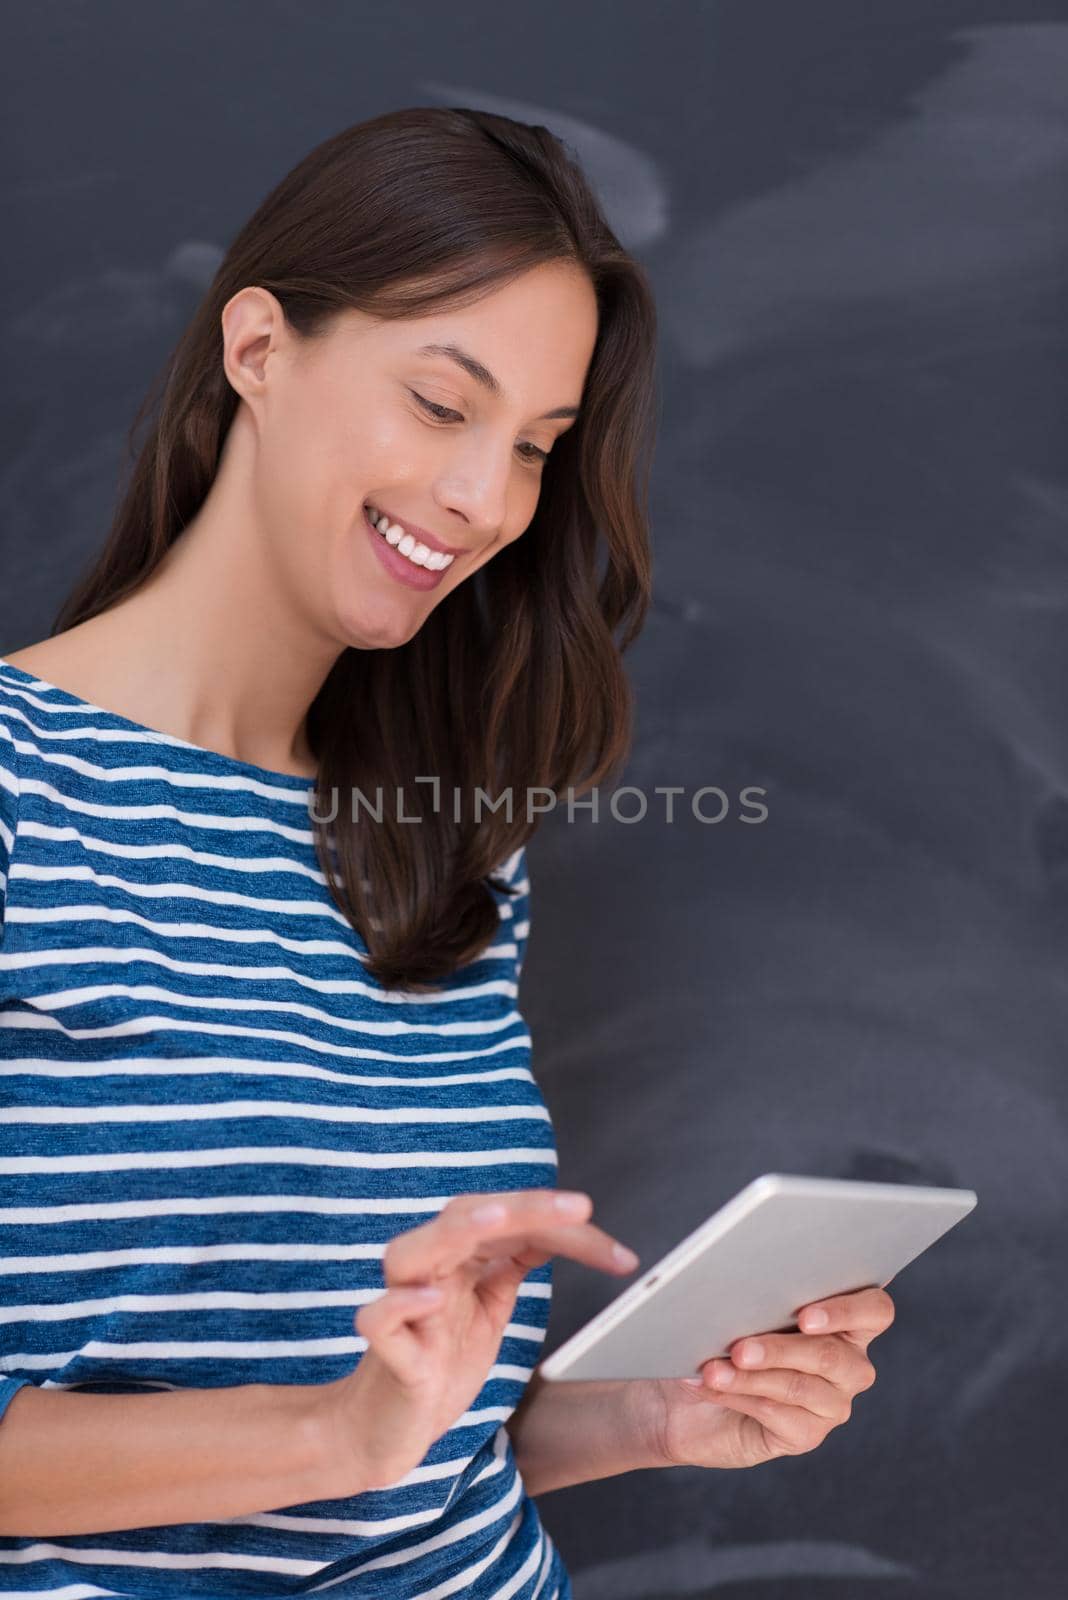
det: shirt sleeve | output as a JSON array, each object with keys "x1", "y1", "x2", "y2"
[
  {"x1": 0, "y1": 713, "x2": 21, "y2": 938},
  {"x1": 0, "y1": 1374, "x2": 33, "y2": 1426}
]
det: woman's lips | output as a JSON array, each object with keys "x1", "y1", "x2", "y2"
[{"x1": 364, "y1": 505, "x2": 452, "y2": 590}]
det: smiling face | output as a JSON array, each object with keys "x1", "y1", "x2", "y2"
[{"x1": 228, "y1": 261, "x2": 599, "y2": 650}]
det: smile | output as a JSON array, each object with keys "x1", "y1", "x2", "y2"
[
  {"x1": 363, "y1": 505, "x2": 456, "y2": 592},
  {"x1": 364, "y1": 504, "x2": 456, "y2": 571}
]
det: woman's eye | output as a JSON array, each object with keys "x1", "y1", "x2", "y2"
[
  {"x1": 411, "y1": 391, "x2": 462, "y2": 423},
  {"x1": 410, "y1": 390, "x2": 549, "y2": 467}
]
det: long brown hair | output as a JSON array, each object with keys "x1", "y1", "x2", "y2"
[{"x1": 51, "y1": 107, "x2": 659, "y2": 991}]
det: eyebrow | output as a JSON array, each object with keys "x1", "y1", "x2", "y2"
[{"x1": 415, "y1": 342, "x2": 581, "y2": 421}]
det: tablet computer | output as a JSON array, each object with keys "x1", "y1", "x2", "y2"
[{"x1": 538, "y1": 1172, "x2": 977, "y2": 1382}]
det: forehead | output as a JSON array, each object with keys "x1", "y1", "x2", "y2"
[{"x1": 330, "y1": 264, "x2": 598, "y2": 400}]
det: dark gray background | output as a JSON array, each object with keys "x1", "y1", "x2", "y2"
[{"x1": 3, "y1": 2, "x2": 1064, "y2": 1594}]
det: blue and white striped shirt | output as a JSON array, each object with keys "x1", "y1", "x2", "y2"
[{"x1": 0, "y1": 656, "x2": 569, "y2": 1600}]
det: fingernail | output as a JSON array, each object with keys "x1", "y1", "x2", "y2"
[
  {"x1": 553, "y1": 1192, "x2": 589, "y2": 1214},
  {"x1": 713, "y1": 1362, "x2": 734, "y2": 1386},
  {"x1": 740, "y1": 1340, "x2": 764, "y2": 1365},
  {"x1": 682, "y1": 1376, "x2": 703, "y2": 1388},
  {"x1": 803, "y1": 1308, "x2": 829, "y2": 1330},
  {"x1": 471, "y1": 1202, "x2": 508, "y2": 1224},
  {"x1": 613, "y1": 1243, "x2": 640, "y2": 1268}
]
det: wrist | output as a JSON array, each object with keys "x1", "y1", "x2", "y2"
[
  {"x1": 623, "y1": 1377, "x2": 675, "y2": 1470},
  {"x1": 508, "y1": 1374, "x2": 665, "y2": 1498},
  {"x1": 291, "y1": 1377, "x2": 372, "y2": 1501}
]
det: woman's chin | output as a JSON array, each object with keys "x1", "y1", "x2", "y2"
[{"x1": 337, "y1": 596, "x2": 427, "y2": 652}]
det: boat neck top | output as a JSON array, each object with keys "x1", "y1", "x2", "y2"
[{"x1": 0, "y1": 657, "x2": 568, "y2": 1600}]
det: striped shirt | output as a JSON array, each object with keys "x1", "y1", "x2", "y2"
[{"x1": 0, "y1": 656, "x2": 570, "y2": 1600}]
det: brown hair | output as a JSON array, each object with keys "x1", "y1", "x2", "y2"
[{"x1": 51, "y1": 107, "x2": 659, "y2": 991}]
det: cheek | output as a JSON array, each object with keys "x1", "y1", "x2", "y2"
[
  {"x1": 329, "y1": 388, "x2": 416, "y2": 478},
  {"x1": 258, "y1": 397, "x2": 338, "y2": 530},
  {"x1": 272, "y1": 374, "x2": 394, "y2": 498}
]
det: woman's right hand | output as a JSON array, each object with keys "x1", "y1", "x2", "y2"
[{"x1": 317, "y1": 1188, "x2": 640, "y2": 1491}]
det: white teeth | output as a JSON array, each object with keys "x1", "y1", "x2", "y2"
[{"x1": 365, "y1": 505, "x2": 454, "y2": 571}]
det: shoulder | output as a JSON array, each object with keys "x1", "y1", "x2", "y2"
[
  {"x1": 0, "y1": 660, "x2": 33, "y2": 732},
  {"x1": 488, "y1": 841, "x2": 530, "y2": 911},
  {"x1": 0, "y1": 667, "x2": 29, "y2": 786},
  {"x1": 0, "y1": 677, "x2": 20, "y2": 782},
  {"x1": 495, "y1": 841, "x2": 528, "y2": 888},
  {"x1": 489, "y1": 842, "x2": 531, "y2": 981},
  {"x1": 0, "y1": 680, "x2": 22, "y2": 922}
]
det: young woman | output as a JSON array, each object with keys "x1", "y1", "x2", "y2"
[{"x1": 0, "y1": 107, "x2": 892, "y2": 1599}]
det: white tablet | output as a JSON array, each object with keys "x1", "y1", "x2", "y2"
[{"x1": 538, "y1": 1172, "x2": 977, "y2": 1382}]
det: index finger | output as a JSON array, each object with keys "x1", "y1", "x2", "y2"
[
  {"x1": 383, "y1": 1188, "x2": 639, "y2": 1284},
  {"x1": 797, "y1": 1285, "x2": 896, "y2": 1340}
]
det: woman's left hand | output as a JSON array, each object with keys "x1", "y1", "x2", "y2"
[{"x1": 646, "y1": 1286, "x2": 896, "y2": 1471}]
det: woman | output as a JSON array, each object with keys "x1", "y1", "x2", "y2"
[{"x1": 0, "y1": 107, "x2": 892, "y2": 1599}]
